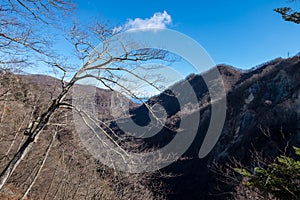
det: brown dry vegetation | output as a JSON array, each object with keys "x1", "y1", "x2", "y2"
[{"x1": 0, "y1": 70, "x2": 167, "y2": 199}]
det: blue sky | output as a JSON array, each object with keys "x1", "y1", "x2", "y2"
[{"x1": 73, "y1": 0, "x2": 300, "y2": 69}]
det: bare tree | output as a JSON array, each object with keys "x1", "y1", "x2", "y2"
[
  {"x1": 0, "y1": 0, "x2": 171, "y2": 193},
  {"x1": 0, "y1": 0, "x2": 73, "y2": 70}
]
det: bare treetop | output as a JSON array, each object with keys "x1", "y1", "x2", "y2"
[{"x1": 0, "y1": 0, "x2": 73, "y2": 69}]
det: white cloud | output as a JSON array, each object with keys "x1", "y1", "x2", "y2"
[{"x1": 114, "y1": 11, "x2": 172, "y2": 32}]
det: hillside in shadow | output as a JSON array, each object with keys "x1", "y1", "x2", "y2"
[{"x1": 1, "y1": 55, "x2": 300, "y2": 199}]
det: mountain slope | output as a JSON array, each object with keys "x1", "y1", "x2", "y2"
[
  {"x1": 1, "y1": 55, "x2": 300, "y2": 199},
  {"x1": 123, "y1": 56, "x2": 300, "y2": 199},
  {"x1": 169, "y1": 56, "x2": 300, "y2": 199}
]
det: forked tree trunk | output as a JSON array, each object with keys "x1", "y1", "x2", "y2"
[
  {"x1": 0, "y1": 80, "x2": 74, "y2": 190},
  {"x1": 20, "y1": 129, "x2": 57, "y2": 200},
  {"x1": 0, "y1": 101, "x2": 60, "y2": 190}
]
